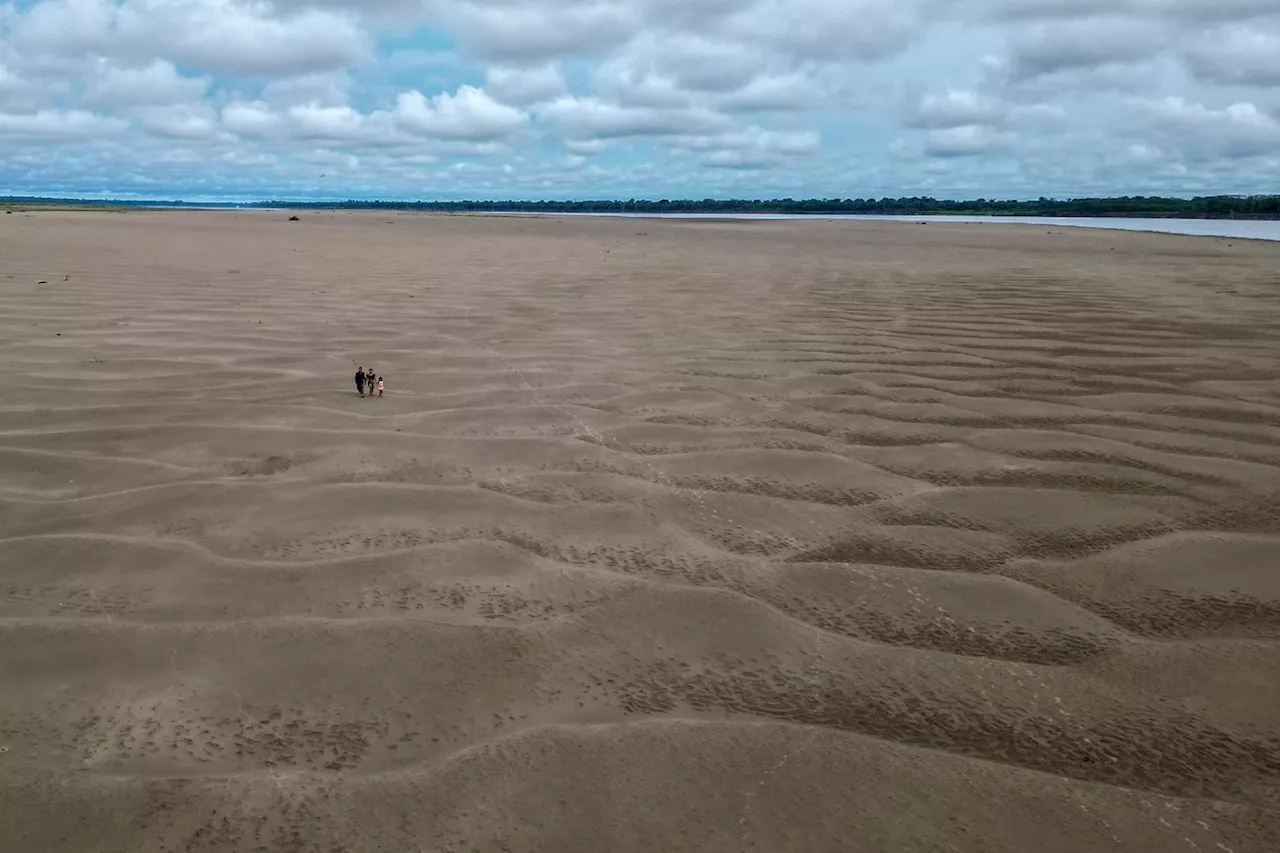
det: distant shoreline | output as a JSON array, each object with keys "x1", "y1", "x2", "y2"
[
  {"x1": 3, "y1": 195, "x2": 1278, "y2": 220},
  {"x1": 7, "y1": 202, "x2": 1278, "y2": 241}
]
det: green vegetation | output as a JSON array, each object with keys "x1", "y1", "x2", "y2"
[
  {"x1": 3, "y1": 194, "x2": 1278, "y2": 218},
  {"x1": 1, "y1": 198, "x2": 133, "y2": 212},
  {"x1": 250, "y1": 195, "x2": 1280, "y2": 218}
]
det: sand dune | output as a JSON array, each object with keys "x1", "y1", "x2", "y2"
[{"x1": 2, "y1": 210, "x2": 1280, "y2": 851}]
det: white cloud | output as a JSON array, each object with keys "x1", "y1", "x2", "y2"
[
  {"x1": 1135, "y1": 97, "x2": 1280, "y2": 159},
  {"x1": 383, "y1": 49, "x2": 460, "y2": 72},
  {"x1": 219, "y1": 149, "x2": 278, "y2": 168},
  {"x1": 442, "y1": 1, "x2": 639, "y2": 61},
  {"x1": 538, "y1": 95, "x2": 735, "y2": 138},
  {"x1": 0, "y1": 62, "x2": 45, "y2": 112},
  {"x1": 681, "y1": 126, "x2": 821, "y2": 155},
  {"x1": 1005, "y1": 19, "x2": 1169, "y2": 80},
  {"x1": 484, "y1": 63, "x2": 567, "y2": 105},
  {"x1": 268, "y1": 0, "x2": 428, "y2": 19},
  {"x1": 1011, "y1": 102, "x2": 1067, "y2": 127},
  {"x1": 565, "y1": 138, "x2": 610, "y2": 155},
  {"x1": 986, "y1": 0, "x2": 1279, "y2": 24},
  {"x1": 907, "y1": 89, "x2": 1005, "y2": 129},
  {"x1": 287, "y1": 103, "x2": 370, "y2": 140},
  {"x1": 923, "y1": 125, "x2": 1018, "y2": 157},
  {"x1": 683, "y1": 126, "x2": 821, "y2": 168},
  {"x1": 221, "y1": 101, "x2": 282, "y2": 137},
  {"x1": 9, "y1": 0, "x2": 116, "y2": 59},
  {"x1": 135, "y1": 103, "x2": 219, "y2": 139},
  {"x1": 0, "y1": 108, "x2": 127, "y2": 139},
  {"x1": 0, "y1": 0, "x2": 1276, "y2": 199},
  {"x1": 897, "y1": 86, "x2": 1062, "y2": 159},
  {"x1": 646, "y1": 34, "x2": 768, "y2": 93},
  {"x1": 437, "y1": 0, "x2": 942, "y2": 67},
  {"x1": 83, "y1": 60, "x2": 209, "y2": 108},
  {"x1": 1183, "y1": 27, "x2": 1280, "y2": 86},
  {"x1": 0, "y1": 63, "x2": 19, "y2": 97},
  {"x1": 262, "y1": 73, "x2": 353, "y2": 108},
  {"x1": 128, "y1": 1, "x2": 369, "y2": 76},
  {"x1": 716, "y1": 73, "x2": 820, "y2": 111},
  {"x1": 393, "y1": 86, "x2": 528, "y2": 140},
  {"x1": 9, "y1": 0, "x2": 369, "y2": 77},
  {"x1": 594, "y1": 62, "x2": 690, "y2": 108},
  {"x1": 727, "y1": 0, "x2": 935, "y2": 61}
]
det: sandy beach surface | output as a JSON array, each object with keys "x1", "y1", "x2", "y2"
[{"x1": 2, "y1": 209, "x2": 1280, "y2": 852}]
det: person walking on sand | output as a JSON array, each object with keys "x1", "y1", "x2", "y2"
[
  {"x1": 365, "y1": 368, "x2": 375, "y2": 398},
  {"x1": 355, "y1": 366, "x2": 366, "y2": 397},
  {"x1": 376, "y1": 376, "x2": 385, "y2": 397}
]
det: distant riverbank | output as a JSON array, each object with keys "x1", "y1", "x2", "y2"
[
  {"x1": 5, "y1": 197, "x2": 1278, "y2": 240},
  {"x1": 6, "y1": 193, "x2": 1280, "y2": 220},
  {"x1": 510, "y1": 212, "x2": 1280, "y2": 241}
]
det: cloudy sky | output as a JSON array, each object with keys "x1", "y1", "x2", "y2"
[{"x1": 1, "y1": 0, "x2": 1278, "y2": 201}]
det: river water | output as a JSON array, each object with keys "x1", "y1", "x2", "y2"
[
  {"x1": 541, "y1": 212, "x2": 1280, "y2": 241},
  {"x1": 136, "y1": 205, "x2": 1280, "y2": 241}
]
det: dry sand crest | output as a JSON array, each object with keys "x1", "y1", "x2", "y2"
[{"x1": 2, "y1": 209, "x2": 1280, "y2": 851}]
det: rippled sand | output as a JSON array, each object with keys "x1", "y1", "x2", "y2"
[{"x1": 2, "y1": 210, "x2": 1279, "y2": 852}]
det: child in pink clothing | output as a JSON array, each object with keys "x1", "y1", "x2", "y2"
[{"x1": 376, "y1": 377, "x2": 385, "y2": 397}]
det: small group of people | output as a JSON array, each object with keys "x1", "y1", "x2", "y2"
[{"x1": 354, "y1": 366, "x2": 384, "y2": 398}]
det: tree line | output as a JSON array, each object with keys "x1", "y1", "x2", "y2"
[
  {"x1": 4, "y1": 194, "x2": 1279, "y2": 218},
  {"x1": 248, "y1": 195, "x2": 1280, "y2": 218}
]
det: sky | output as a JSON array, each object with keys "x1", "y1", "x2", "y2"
[{"x1": 0, "y1": 0, "x2": 1278, "y2": 201}]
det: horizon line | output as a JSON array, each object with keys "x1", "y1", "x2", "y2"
[{"x1": 4, "y1": 192, "x2": 1280, "y2": 206}]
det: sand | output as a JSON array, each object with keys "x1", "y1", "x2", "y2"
[{"x1": 2, "y1": 210, "x2": 1279, "y2": 852}]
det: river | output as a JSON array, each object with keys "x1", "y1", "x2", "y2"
[{"x1": 538, "y1": 212, "x2": 1280, "y2": 241}]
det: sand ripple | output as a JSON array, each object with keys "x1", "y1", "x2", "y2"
[{"x1": 2, "y1": 211, "x2": 1279, "y2": 851}]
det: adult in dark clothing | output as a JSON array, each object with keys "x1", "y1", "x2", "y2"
[
  {"x1": 355, "y1": 367, "x2": 366, "y2": 397},
  {"x1": 365, "y1": 368, "x2": 374, "y2": 398}
]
